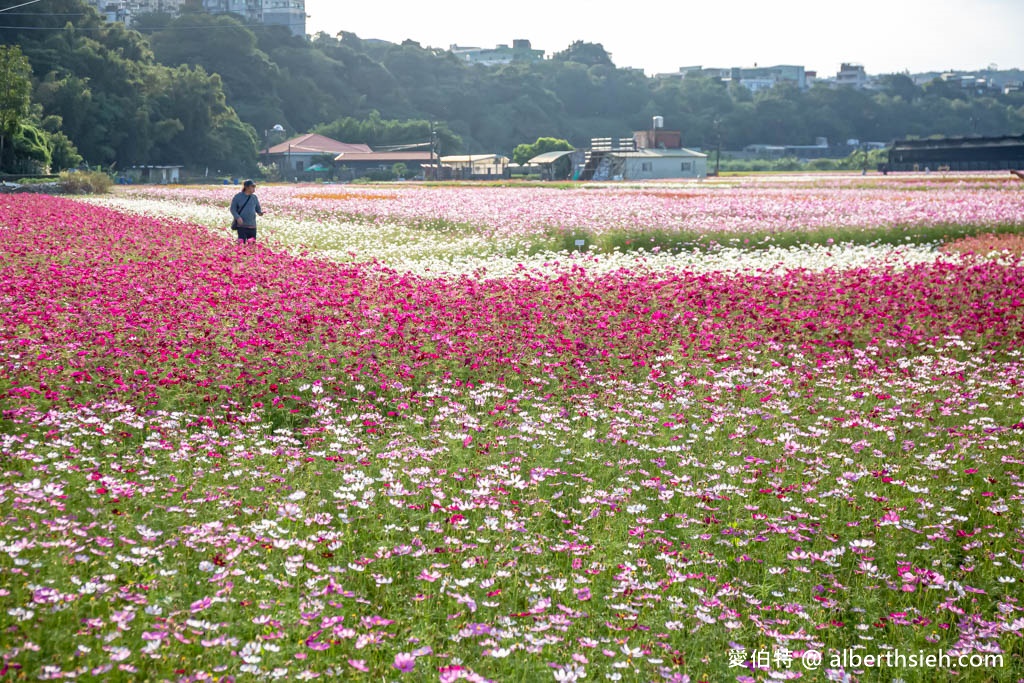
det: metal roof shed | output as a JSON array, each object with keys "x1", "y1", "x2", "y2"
[{"x1": 527, "y1": 150, "x2": 577, "y2": 180}]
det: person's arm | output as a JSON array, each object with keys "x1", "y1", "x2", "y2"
[
  {"x1": 255, "y1": 197, "x2": 263, "y2": 216},
  {"x1": 229, "y1": 195, "x2": 242, "y2": 225},
  {"x1": 1011, "y1": 170, "x2": 1024, "y2": 181}
]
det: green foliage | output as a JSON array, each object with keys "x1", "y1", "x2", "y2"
[
  {"x1": 9, "y1": 122, "x2": 52, "y2": 173},
  {"x1": 257, "y1": 161, "x2": 282, "y2": 181},
  {"x1": 38, "y1": 115, "x2": 83, "y2": 170},
  {"x1": 58, "y1": 169, "x2": 112, "y2": 194},
  {"x1": 551, "y1": 40, "x2": 614, "y2": 67},
  {"x1": 522, "y1": 219, "x2": 1024, "y2": 259},
  {"x1": 314, "y1": 111, "x2": 461, "y2": 153},
  {"x1": 4, "y1": 1, "x2": 1024, "y2": 171},
  {"x1": 4, "y1": 1, "x2": 254, "y2": 173},
  {"x1": 0, "y1": 45, "x2": 33, "y2": 171},
  {"x1": 353, "y1": 170, "x2": 396, "y2": 183},
  {"x1": 512, "y1": 136, "x2": 574, "y2": 165},
  {"x1": 717, "y1": 147, "x2": 891, "y2": 173}
]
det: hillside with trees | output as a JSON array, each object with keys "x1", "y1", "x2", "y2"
[{"x1": 2, "y1": 0, "x2": 1023, "y2": 174}]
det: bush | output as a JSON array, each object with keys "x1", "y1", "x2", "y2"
[
  {"x1": 59, "y1": 170, "x2": 113, "y2": 194},
  {"x1": 360, "y1": 169, "x2": 397, "y2": 182}
]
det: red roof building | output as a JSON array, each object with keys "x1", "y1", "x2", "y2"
[{"x1": 264, "y1": 134, "x2": 373, "y2": 175}]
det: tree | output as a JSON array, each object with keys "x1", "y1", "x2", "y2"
[
  {"x1": 552, "y1": 41, "x2": 614, "y2": 68},
  {"x1": 0, "y1": 45, "x2": 32, "y2": 172},
  {"x1": 148, "y1": 13, "x2": 284, "y2": 132},
  {"x1": 512, "y1": 136, "x2": 574, "y2": 165},
  {"x1": 9, "y1": 122, "x2": 51, "y2": 173}
]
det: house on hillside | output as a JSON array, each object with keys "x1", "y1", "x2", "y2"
[
  {"x1": 263, "y1": 134, "x2": 372, "y2": 175},
  {"x1": 450, "y1": 39, "x2": 545, "y2": 66}
]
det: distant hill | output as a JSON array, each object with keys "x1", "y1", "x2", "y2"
[{"x1": 2, "y1": 1, "x2": 1023, "y2": 170}]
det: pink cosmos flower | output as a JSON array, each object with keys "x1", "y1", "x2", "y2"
[{"x1": 393, "y1": 652, "x2": 415, "y2": 672}]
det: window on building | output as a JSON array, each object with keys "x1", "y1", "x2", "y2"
[
  {"x1": 295, "y1": 160, "x2": 304, "y2": 171},
  {"x1": 641, "y1": 162, "x2": 653, "y2": 172},
  {"x1": 681, "y1": 161, "x2": 692, "y2": 171}
]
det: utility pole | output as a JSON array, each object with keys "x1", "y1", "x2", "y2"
[
  {"x1": 428, "y1": 121, "x2": 435, "y2": 180},
  {"x1": 713, "y1": 117, "x2": 722, "y2": 177}
]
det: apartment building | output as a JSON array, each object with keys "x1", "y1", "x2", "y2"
[{"x1": 83, "y1": 0, "x2": 306, "y2": 37}]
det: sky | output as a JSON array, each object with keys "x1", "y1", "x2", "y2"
[{"x1": 304, "y1": 0, "x2": 1024, "y2": 77}]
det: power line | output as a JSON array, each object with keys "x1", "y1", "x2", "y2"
[
  {"x1": 0, "y1": 0, "x2": 46, "y2": 13},
  {"x1": 0, "y1": 22, "x2": 308, "y2": 31}
]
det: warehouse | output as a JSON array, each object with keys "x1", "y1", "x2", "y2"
[{"x1": 888, "y1": 135, "x2": 1024, "y2": 171}]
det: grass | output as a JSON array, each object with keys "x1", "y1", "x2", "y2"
[
  {"x1": 59, "y1": 169, "x2": 113, "y2": 194},
  {"x1": 519, "y1": 221, "x2": 1024, "y2": 256}
]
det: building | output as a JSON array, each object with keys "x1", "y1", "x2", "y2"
[
  {"x1": 736, "y1": 64, "x2": 807, "y2": 91},
  {"x1": 658, "y1": 64, "x2": 808, "y2": 91},
  {"x1": 888, "y1": 135, "x2": 1024, "y2": 171},
  {"x1": 449, "y1": 39, "x2": 545, "y2": 66},
  {"x1": 333, "y1": 151, "x2": 435, "y2": 178},
  {"x1": 84, "y1": 0, "x2": 185, "y2": 23},
  {"x1": 200, "y1": 0, "x2": 254, "y2": 17},
  {"x1": 203, "y1": 0, "x2": 306, "y2": 36},
  {"x1": 835, "y1": 63, "x2": 868, "y2": 88},
  {"x1": 579, "y1": 119, "x2": 707, "y2": 181},
  {"x1": 83, "y1": 0, "x2": 306, "y2": 35},
  {"x1": 123, "y1": 165, "x2": 183, "y2": 184},
  {"x1": 264, "y1": 134, "x2": 371, "y2": 174},
  {"x1": 438, "y1": 154, "x2": 510, "y2": 179},
  {"x1": 612, "y1": 149, "x2": 708, "y2": 180},
  {"x1": 526, "y1": 150, "x2": 581, "y2": 180},
  {"x1": 252, "y1": 0, "x2": 306, "y2": 37}
]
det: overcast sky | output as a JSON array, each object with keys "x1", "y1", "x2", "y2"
[{"x1": 304, "y1": 0, "x2": 1024, "y2": 76}]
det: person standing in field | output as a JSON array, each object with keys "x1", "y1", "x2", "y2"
[{"x1": 230, "y1": 179, "x2": 264, "y2": 243}]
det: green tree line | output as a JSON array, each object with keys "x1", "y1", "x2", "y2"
[{"x1": 2, "y1": 0, "x2": 1023, "y2": 174}]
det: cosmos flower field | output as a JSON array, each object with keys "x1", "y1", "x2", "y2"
[{"x1": 2, "y1": 174, "x2": 1024, "y2": 681}]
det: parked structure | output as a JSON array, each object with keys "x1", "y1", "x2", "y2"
[{"x1": 888, "y1": 135, "x2": 1024, "y2": 171}]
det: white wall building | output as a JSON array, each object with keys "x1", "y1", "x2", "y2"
[
  {"x1": 84, "y1": 0, "x2": 185, "y2": 23},
  {"x1": 616, "y1": 149, "x2": 707, "y2": 180},
  {"x1": 835, "y1": 63, "x2": 868, "y2": 88},
  {"x1": 84, "y1": 0, "x2": 306, "y2": 35}
]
